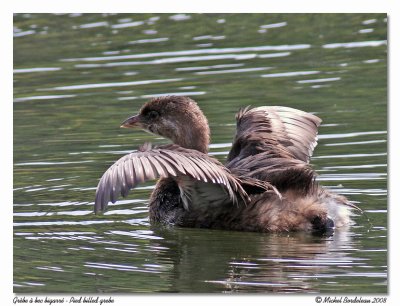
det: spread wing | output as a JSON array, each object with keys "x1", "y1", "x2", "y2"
[
  {"x1": 94, "y1": 144, "x2": 252, "y2": 213},
  {"x1": 227, "y1": 106, "x2": 322, "y2": 163},
  {"x1": 228, "y1": 153, "x2": 317, "y2": 195}
]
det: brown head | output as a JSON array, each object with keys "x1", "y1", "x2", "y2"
[{"x1": 121, "y1": 96, "x2": 210, "y2": 153}]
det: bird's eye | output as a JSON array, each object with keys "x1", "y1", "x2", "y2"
[{"x1": 147, "y1": 110, "x2": 159, "y2": 120}]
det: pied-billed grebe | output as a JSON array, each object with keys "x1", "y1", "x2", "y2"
[{"x1": 94, "y1": 96, "x2": 355, "y2": 233}]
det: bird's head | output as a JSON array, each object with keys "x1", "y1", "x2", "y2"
[{"x1": 121, "y1": 95, "x2": 210, "y2": 153}]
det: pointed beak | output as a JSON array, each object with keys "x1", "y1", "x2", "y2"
[{"x1": 120, "y1": 114, "x2": 141, "y2": 128}]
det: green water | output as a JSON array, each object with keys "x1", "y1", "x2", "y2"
[{"x1": 13, "y1": 13, "x2": 387, "y2": 293}]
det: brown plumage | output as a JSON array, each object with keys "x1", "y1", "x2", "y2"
[{"x1": 94, "y1": 95, "x2": 354, "y2": 233}]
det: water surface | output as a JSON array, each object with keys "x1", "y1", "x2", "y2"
[{"x1": 13, "y1": 13, "x2": 387, "y2": 293}]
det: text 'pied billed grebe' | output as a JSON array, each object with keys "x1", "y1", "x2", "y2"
[{"x1": 94, "y1": 95, "x2": 358, "y2": 233}]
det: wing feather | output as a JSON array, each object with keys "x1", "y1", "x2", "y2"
[
  {"x1": 153, "y1": 155, "x2": 177, "y2": 176},
  {"x1": 226, "y1": 105, "x2": 321, "y2": 195},
  {"x1": 159, "y1": 151, "x2": 185, "y2": 173},
  {"x1": 140, "y1": 156, "x2": 156, "y2": 181},
  {"x1": 132, "y1": 155, "x2": 145, "y2": 184},
  {"x1": 94, "y1": 145, "x2": 252, "y2": 213},
  {"x1": 146, "y1": 155, "x2": 167, "y2": 177},
  {"x1": 124, "y1": 158, "x2": 135, "y2": 188},
  {"x1": 190, "y1": 156, "x2": 217, "y2": 183},
  {"x1": 185, "y1": 156, "x2": 209, "y2": 182},
  {"x1": 228, "y1": 105, "x2": 322, "y2": 164},
  {"x1": 109, "y1": 166, "x2": 119, "y2": 203},
  {"x1": 166, "y1": 151, "x2": 198, "y2": 178}
]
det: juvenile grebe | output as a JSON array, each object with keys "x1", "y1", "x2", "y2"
[{"x1": 94, "y1": 96, "x2": 353, "y2": 233}]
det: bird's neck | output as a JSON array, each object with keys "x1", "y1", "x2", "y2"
[{"x1": 171, "y1": 116, "x2": 210, "y2": 153}]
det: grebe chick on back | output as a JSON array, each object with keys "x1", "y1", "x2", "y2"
[{"x1": 94, "y1": 95, "x2": 354, "y2": 233}]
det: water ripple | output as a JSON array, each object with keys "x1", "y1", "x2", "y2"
[
  {"x1": 260, "y1": 22, "x2": 287, "y2": 29},
  {"x1": 51, "y1": 78, "x2": 183, "y2": 91},
  {"x1": 169, "y1": 14, "x2": 191, "y2": 21},
  {"x1": 318, "y1": 173, "x2": 386, "y2": 181},
  {"x1": 15, "y1": 160, "x2": 93, "y2": 166},
  {"x1": 323, "y1": 40, "x2": 386, "y2": 49},
  {"x1": 258, "y1": 52, "x2": 291, "y2": 58},
  {"x1": 313, "y1": 152, "x2": 386, "y2": 159},
  {"x1": 75, "y1": 54, "x2": 257, "y2": 67},
  {"x1": 193, "y1": 35, "x2": 225, "y2": 41},
  {"x1": 325, "y1": 140, "x2": 386, "y2": 146},
  {"x1": 359, "y1": 29, "x2": 374, "y2": 34},
  {"x1": 36, "y1": 266, "x2": 65, "y2": 272},
  {"x1": 14, "y1": 30, "x2": 36, "y2": 37},
  {"x1": 261, "y1": 70, "x2": 319, "y2": 78},
  {"x1": 141, "y1": 91, "x2": 206, "y2": 98},
  {"x1": 107, "y1": 230, "x2": 162, "y2": 240},
  {"x1": 319, "y1": 131, "x2": 386, "y2": 140},
  {"x1": 61, "y1": 44, "x2": 311, "y2": 62},
  {"x1": 14, "y1": 94, "x2": 76, "y2": 103},
  {"x1": 14, "y1": 67, "x2": 62, "y2": 74},
  {"x1": 176, "y1": 63, "x2": 244, "y2": 71},
  {"x1": 111, "y1": 21, "x2": 144, "y2": 29},
  {"x1": 13, "y1": 220, "x2": 115, "y2": 227},
  {"x1": 78, "y1": 21, "x2": 108, "y2": 29},
  {"x1": 128, "y1": 37, "x2": 169, "y2": 44},
  {"x1": 362, "y1": 19, "x2": 377, "y2": 25},
  {"x1": 297, "y1": 77, "x2": 341, "y2": 84},
  {"x1": 195, "y1": 67, "x2": 272, "y2": 75},
  {"x1": 322, "y1": 164, "x2": 386, "y2": 170}
]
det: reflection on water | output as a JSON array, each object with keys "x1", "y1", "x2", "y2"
[
  {"x1": 14, "y1": 13, "x2": 387, "y2": 293},
  {"x1": 149, "y1": 227, "x2": 361, "y2": 293}
]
